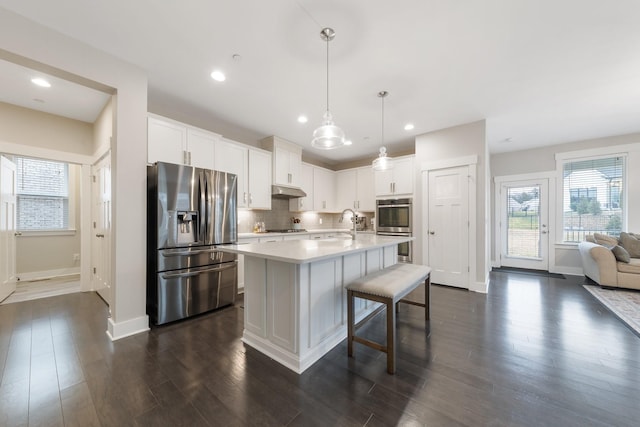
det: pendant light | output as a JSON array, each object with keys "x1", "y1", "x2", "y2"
[
  {"x1": 372, "y1": 91, "x2": 393, "y2": 171},
  {"x1": 311, "y1": 27, "x2": 346, "y2": 150}
]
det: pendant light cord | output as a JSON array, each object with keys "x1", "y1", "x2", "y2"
[{"x1": 326, "y1": 35, "x2": 330, "y2": 114}]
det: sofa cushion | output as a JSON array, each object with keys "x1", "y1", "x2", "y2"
[
  {"x1": 619, "y1": 232, "x2": 640, "y2": 258},
  {"x1": 611, "y1": 245, "x2": 631, "y2": 263},
  {"x1": 617, "y1": 257, "x2": 640, "y2": 274},
  {"x1": 594, "y1": 232, "x2": 619, "y2": 246}
]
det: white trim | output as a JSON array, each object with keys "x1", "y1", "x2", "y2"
[
  {"x1": 106, "y1": 315, "x2": 149, "y2": 341},
  {"x1": 17, "y1": 229, "x2": 77, "y2": 237},
  {"x1": 554, "y1": 143, "x2": 640, "y2": 161},
  {"x1": 421, "y1": 154, "x2": 478, "y2": 172},
  {"x1": 0, "y1": 140, "x2": 93, "y2": 165},
  {"x1": 17, "y1": 267, "x2": 80, "y2": 282}
]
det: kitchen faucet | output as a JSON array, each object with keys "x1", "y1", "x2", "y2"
[{"x1": 340, "y1": 208, "x2": 358, "y2": 240}]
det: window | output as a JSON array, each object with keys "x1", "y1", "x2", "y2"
[
  {"x1": 562, "y1": 156, "x2": 624, "y2": 242},
  {"x1": 16, "y1": 157, "x2": 70, "y2": 231}
]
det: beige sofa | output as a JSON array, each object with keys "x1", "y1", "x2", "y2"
[{"x1": 578, "y1": 232, "x2": 640, "y2": 290}]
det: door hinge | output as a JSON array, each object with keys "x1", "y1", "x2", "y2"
[
  {"x1": 468, "y1": 266, "x2": 470, "y2": 272},
  {"x1": 92, "y1": 175, "x2": 96, "y2": 183},
  {"x1": 93, "y1": 221, "x2": 97, "y2": 229},
  {"x1": 93, "y1": 267, "x2": 97, "y2": 274}
]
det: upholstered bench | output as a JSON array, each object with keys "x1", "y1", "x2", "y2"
[{"x1": 346, "y1": 263, "x2": 432, "y2": 374}]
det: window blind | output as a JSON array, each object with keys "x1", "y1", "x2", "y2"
[
  {"x1": 562, "y1": 156, "x2": 624, "y2": 242},
  {"x1": 16, "y1": 157, "x2": 69, "y2": 230}
]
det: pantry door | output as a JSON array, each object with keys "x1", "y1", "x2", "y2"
[{"x1": 0, "y1": 156, "x2": 17, "y2": 302}]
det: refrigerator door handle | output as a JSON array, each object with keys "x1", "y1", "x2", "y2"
[
  {"x1": 162, "y1": 248, "x2": 219, "y2": 257},
  {"x1": 161, "y1": 263, "x2": 237, "y2": 279}
]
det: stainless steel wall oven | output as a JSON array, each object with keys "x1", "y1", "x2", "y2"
[{"x1": 376, "y1": 198, "x2": 413, "y2": 263}]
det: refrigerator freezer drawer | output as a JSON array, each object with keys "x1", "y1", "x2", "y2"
[
  {"x1": 150, "y1": 261, "x2": 238, "y2": 325},
  {"x1": 157, "y1": 246, "x2": 237, "y2": 272}
]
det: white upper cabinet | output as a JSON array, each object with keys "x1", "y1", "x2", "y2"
[
  {"x1": 147, "y1": 115, "x2": 218, "y2": 169},
  {"x1": 214, "y1": 138, "x2": 248, "y2": 207},
  {"x1": 261, "y1": 136, "x2": 302, "y2": 188},
  {"x1": 313, "y1": 166, "x2": 336, "y2": 212},
  {"x1": 337, "y1": 166, "x2": 375, "y2": 212},
  {"x1": 374, "y1": 155, "x2": 414, "y2": 197},
  {"x1": 215, "y1": 138, "x2": 271, "y2": 210},
  {"x1": 289, "y1": 163, "x2": 314, "y2": 212},
  {"x1": 247, "y1": 148, "x2": 272, "y2": 210}
]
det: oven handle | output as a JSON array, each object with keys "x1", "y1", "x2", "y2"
[
  {"x1": 376, "y1": 232, "x2": 412, "y2": 237},
  {"x1": 161, "y1": 263, "x2": 236, "y2": 279},
  {"x1": 377, "y1": 204, "x2": 411, "y2": 208}
]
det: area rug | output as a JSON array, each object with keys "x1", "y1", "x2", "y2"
[{"x1": 583, "y1": 284, "x2": 640, "y2": 337}]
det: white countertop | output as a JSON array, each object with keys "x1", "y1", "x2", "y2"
[
  {"x1": 238, "y1": 229, "x2": 374, "y2": 239},
  {"x1": 220, "y1": 234, "x2": 411, "y2": 264}
]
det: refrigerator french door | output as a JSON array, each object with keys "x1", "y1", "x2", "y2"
[{"x1": 147, "y1": 162, "x2": 238, "y2": 325}]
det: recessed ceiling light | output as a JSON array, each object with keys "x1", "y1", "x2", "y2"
[
  {"x1": 31, "y1": 77, "x2": 51, "y2": 88},
  {"x1": 404, "y1": 123, "x2": 414, "y2": 131},
  {"x1": 297, "y1": 115, "x2": 308, "y2": 123},
  {"x1": 344, "y1": 139, "x2": 353, "y2": 146},
  {"x1": 210, "y1": 70, "x2": 226, "y2": 82}
]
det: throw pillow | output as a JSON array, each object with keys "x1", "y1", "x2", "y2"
[
  {"x1": 611, "y1": 245, "x2": 631, "y2": 263},
  {"x1": 585, "y1": 235, "x2": 596, "y2": 243},
  {"x1": 593, "y1": 232, "x2": 619, "y2": 247},
  {"x1": 619, "y1": 232, "x2": 640, "y2": 258}
]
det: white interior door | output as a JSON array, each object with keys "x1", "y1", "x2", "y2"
[
  {"x1": 0, "y1": 156, "x2": 18, "y2": 302},
  {"x1": 91, "y1": 155, "x2": 111, "y2": 306},
  {"x1": 500, "y1": 179, "x2": 549, "y2": 270},
  {"x1": 427, "y1": 166, "x2": 469, "y2": 288}
]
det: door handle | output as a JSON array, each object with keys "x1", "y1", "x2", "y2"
[
  {"x1": 14, "y1": 231, "x2": 22, "y2": 236},
  {"x1": 429, "y1": 231, "x2": 435, "y2": 235},
  {"x1": 96, "y1": 233, "x2": 105, "y2": 238},
  {"x1": 541, "y1": 231, "x2": 547, "y2": 234}
]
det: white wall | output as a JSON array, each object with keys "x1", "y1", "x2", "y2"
[
  {"x1": 491, "y1": 132, "x2": 640, "y2": 274},
  {"x1": 414, "y1": 120, "x2": 490, "y2": 291},
  {"x1": 1, "y1": 9, "x2": 149, "y2": 339}
]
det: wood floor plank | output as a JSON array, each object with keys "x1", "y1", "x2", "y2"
[{"x1": 0, "y1": 272, "x2": 639, "y2": 426}]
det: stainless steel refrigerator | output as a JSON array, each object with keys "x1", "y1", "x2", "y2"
[{"x1": 147, "y1": 162, "x2": 238, "y2": 325}]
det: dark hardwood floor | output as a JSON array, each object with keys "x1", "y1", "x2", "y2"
[{"x1": 1, "y1": 271, "x2": 639, "y2": 426}]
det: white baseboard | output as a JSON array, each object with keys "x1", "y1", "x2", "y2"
[
  {"x1": 470, "y1": 275, "x2": 489, "y2": 293},
  {"x1": 17, "y1": 267, "x2": 80, "y2": 282},
  {"x1": 106, "y1": 315, "x2": 149, "y2": 341}
]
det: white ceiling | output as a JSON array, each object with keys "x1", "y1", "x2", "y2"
[{"x1": 1, "y1": 0, "x2": 640, "y2": 165}]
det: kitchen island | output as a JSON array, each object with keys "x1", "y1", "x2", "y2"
[{"x1": 218, "y1": 234, "x2": 413, "y2": 373}]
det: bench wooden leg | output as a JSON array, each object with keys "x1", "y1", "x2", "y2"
[
  {"x1": 425, "y1": 275, "x2": 430, "y2": 322},
  {"x1": 386, "y1": 298, "x2": 396, "y2": 374},
  {"x1": 347, "y1": 290, "x2": 354, "y2": 358}
]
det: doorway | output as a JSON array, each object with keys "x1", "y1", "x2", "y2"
[
  {"x1": 425, "y1": 165, "x2": 470, "y2": 288},
  {"x1": 0, "y1": 155, "x2": 17, "y2": 302},
  {"x1": 91, "y1": 153, "x2": 112, "y2": 307},
  {"x1": 495, "y1": 175, "x2": 553, "y2": 271}
]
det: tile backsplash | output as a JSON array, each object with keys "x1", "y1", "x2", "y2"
[{"x1": 238, "y1": 198, "x2": 374, "y2": 233}]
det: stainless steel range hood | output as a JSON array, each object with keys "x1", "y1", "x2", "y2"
[{"x1": 271, "y1": 185, "x2": 307, "y2": 199}]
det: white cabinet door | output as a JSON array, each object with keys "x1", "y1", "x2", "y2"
[
  {"x1": 290, "y1": 163, "x2": 314, "y2": 212},
  {"x1": 215, "y1": 139, "x2": 248, "y2": 208},
  {"x1": 273, "y1": 146, "x2": 302, "y2": 187},
  {"x1": 248, "y1": 149, "x2": 272, "y2": 209},
  {"x1": 374, "y1": 156, "x2": 414, "y2": 197},
  {"x1": 392, "y1": 157, "x2": 414, "y2": 195},
  {"x1": 147, "y1": 116, "x2": 186, "y2": 165},
  {"x1": 313, "y1": 167, "x2": 336, "y2": 212},
  {"x1": 186, "y1": 128, "x2": 217, "y2": 170},
  {"x1": 356, "y1": 167, "x2": 375, "y2": 211},
  {"x1": 336, "y1": 169, "x2": 357, "y2": 210},
  {"x1": 237, "y1": 237, "x2": 259, "y2": 293}
]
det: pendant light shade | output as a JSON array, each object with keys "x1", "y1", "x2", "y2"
[
  {"x1": 311, "y1": 27, "x2": 346, "y2": 150},
  {"x1": 372, "y1": 91, "x2": 394, "y2": 171}
]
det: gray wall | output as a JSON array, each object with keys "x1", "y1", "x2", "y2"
[
  {"x1": 414, "y1": 120, "x2": 490, "y2": 291},
  {"x1": 491, "y1": 132, "x2": 640, "y2": 273}
]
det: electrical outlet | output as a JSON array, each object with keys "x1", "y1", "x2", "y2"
[{"x1": 73, "y1": 253, "x2": 80, "y2": 261}]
